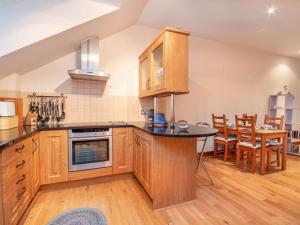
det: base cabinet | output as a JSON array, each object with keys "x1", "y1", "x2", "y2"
[
  {"x1": 112, "y1": 128, "x2": 133, "y2": 174},
  {"x1": 1, "y1": 138, "x2": 33, "y2": 225},
  {"x1": 40, "y1": 130, "x2": 68, "y2": 185},
  {"x1": 133, "y1": 129, "x2": 153, "y2": 197}
]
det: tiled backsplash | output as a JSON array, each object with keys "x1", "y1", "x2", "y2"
[
  {"x1": 1, "y1": 91, "x2": 155, "y2": 124},
  {"x1": 1, "y1": 78, "x2": 170, "y2": 123}
]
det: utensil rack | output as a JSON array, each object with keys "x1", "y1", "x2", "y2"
[
  {"x1": 27, "y1": 92, "x2": 66, "y2": 124},
  {"x1": 27, "y1": 92, "x2": 66, "y2": 100}
]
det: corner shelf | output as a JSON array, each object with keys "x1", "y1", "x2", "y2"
[{"x1": 268, "y1": 93, "x2": 300, "y2": 156}]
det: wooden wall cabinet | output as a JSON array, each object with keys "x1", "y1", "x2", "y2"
[
  {"x1": 133, "y1": 129, "x2": 153, "y2": 197},
  {"x1": 112, "y1": 128, "x2": 133, "y2": 174},
  {"x1": 139, "y1": 27, "x2": 190, "y2": 98},
  {"x1": 31, "y1": 134, "x2": 40, "y2": 196},
  {"x1": 40, "y1": 130, "x2": 68, "y2": 185}
]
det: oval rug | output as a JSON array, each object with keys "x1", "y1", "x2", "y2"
[{"x1": 47, "y1": 208, "x2": 108, "y2": 225}]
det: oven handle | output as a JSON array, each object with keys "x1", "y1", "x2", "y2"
[{"x1": 71, "y1": 136, "x2": 110, "y2": 142}]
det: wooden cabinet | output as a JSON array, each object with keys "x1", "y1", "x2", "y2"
[
  {"x1": 112, "y1": 128, "x2": 133, "y2": 174},
  {"x1": 133, "y1": 129, "x2": 153, "y2": 197},
  {"x1": 40, "y1": 130, "x2": 68, "y2": 185},
  {"x1": 139, "y1": 27, "x2": 190, "y2": 98},
  {"x1": 1, "y1": 138, "x2": 32, "y2": 225},
  {"x1": 31, "y1": 134, "x2": 40, "y2": 196}
]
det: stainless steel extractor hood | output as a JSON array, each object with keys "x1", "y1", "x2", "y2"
[{"x1": 68, "y1": 37, "x2": 111, "y2": 81}]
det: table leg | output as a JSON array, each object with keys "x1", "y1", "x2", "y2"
[
  {"x1": 260, "y1": 135, "x2": 266, "y2": 175},
  {"x1": 281, "y1": 133, "x2": 288, "y2": 171}
]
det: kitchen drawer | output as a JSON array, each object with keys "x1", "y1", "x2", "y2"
[
  {"x1": 2, "y1": 138, "x2": 31, "y2": 166},
  {"x1": 2, "y1": 166, "x2": 31, "y2": 204},
  {"x1": 2, "y1": 151, "x2": 31, "y2": 186},
  {"x1": 3, "y1": 186, "x2": 31, "y2": 225}
]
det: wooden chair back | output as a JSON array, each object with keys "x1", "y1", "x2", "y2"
[
  {"x1": 242, "y1": 114, "x2": 258, "y2": 125},
  {"x1": 235, "y1": 115, "x2": 257, "y2": 147},
  {"x1": 264, "y1": 115, "x2": 284, "y2": 130},
  {"x1": 212, "y1": 114, "x2": 228, "y2": 139}
]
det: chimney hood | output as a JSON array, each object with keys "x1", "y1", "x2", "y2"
[{"x1": 68, "y1": 37, "x2": 110, "y2": 81}]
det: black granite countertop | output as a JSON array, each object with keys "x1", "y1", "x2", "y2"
[{"x1": 0, "y1": 122, "x2": 217, "y2": 151}]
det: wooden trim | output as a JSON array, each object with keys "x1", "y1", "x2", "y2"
[
  {"x1": 40, "y1": 173, "x2": 134, "y2": 192},
  {"x1": 68, "y1": 167, "x2": 113, "y2": 181}
]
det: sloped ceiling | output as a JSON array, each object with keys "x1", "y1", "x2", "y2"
[
  {"x1": 139, "y1": 0, "x2": 300, "y2": 60},
  {"x1": 0, "y1": 0, "x2": 147, "y2": 77}
]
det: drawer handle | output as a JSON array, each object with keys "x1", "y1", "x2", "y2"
[
  {"x1": 16, "y1": 174, "x2": 26, "y2": 184},
  {"x1": 16, "y1": 160, "x2": 26, "y2": 168},
  {"x1": 15, "y1": 144, "x2": 25, "y2": 153},
  {"x1": 16, "y1": 187, "x2": 26, "y2": 198},
  {"x1": 32, "y1": 138, "x2": 37, "y2": 153}
]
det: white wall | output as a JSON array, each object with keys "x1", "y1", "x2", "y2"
[
  {"x1": 175, "y1": 36, "x2": 300, "y2": 126},
  {"x1": 19, "y1": 25, "x2": 160, "y2": 96}
]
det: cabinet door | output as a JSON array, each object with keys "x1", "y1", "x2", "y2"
[
  {"x1": 133, "y1": 132, "x2": 140, "y2": 178},
  {"x1": 139, "y1": 52, "x2": 150, "y2": 96},
  {"x1": 139, "y1": 134, "x2": 152, "y2": 196},
  {"x1": 150, "y1": 36, "x2": 165, "y2": 92},
  {"x1": 31, "y1": 134, "x2": 40, "y2": 196},
  {"x1": 40, "y1": 131, "x2": 68, "y2": 185},
  {"x1": 112, "y1": 128, "x2": 133, "y2": 174}
]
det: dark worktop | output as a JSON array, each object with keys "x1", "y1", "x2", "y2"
[{"x1": 0, "y1": 122, "x2": 217, "y2": 150}]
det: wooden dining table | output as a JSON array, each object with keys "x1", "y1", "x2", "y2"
[{"x1": 227, "y1": 127, "x2": 288, "y2": 175}]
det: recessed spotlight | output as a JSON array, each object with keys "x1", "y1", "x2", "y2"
[
  {"x1": 298, "y1": 49, "x2": 300, "y2": 54},
  {"x1": 266, "y1": 6, "x2": 277, "y2": 15}
]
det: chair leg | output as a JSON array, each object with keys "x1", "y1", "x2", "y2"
[
  {"x1": 267, "y1": 151, "x2": 271, "y2": 170},
  {"x1": 196, "y1": 137, "x2": 207, "y2": 171},
  {"x1": 247, "y1": 151, "x2": 251, "y2": 166},
  {"x1": 214, "y1": 141, "x2": 218, "y2": 158},
  {"x1": 277, "y1": 147, "x2": 281, "y2": 167},
  {"x1": 224, "y1": 144, "x2": 228, "y2": 162},
  {"x1": 251, "y1": 150, "x2": 256, "y2": 173},
  {"x1": 236, "y1": 146, "x2": 241, "y2": 167},
  {"x1": 196, "y1": 137, "x2": 213, "y2": 185}
]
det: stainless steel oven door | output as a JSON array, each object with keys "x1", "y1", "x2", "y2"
[{"x1": 69, "y1": 136, "x2": 112, "y2": 172}]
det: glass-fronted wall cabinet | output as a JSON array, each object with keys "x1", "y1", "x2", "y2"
[
  {"x1": 139, "y1": 27, "x2": 190, "y2": 98},
  {"x1": 139, "y1": 51, "x2": 150, "y2": 96}
]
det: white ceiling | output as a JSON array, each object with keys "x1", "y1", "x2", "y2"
[
  {"x1": 0, "y1": 0, "x2": 121, "y2": 57},
  {"x1": 0, "y1": 0, "x2": 147, "y2": 76},
  {"x1": 139, "y1": 0, "x2": 300, "y2": 59}
]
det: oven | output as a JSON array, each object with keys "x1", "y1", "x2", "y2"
[{"x1": 68, "y1": 128, "x2": 112, "y2": 172}]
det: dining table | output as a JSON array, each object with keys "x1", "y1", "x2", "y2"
[{"x1": 227, "y1": 127, "x2": 288, "y2": 175}]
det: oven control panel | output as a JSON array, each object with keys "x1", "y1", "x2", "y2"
[{"x1": 68, "y1": 128, "x2": 112, "y2": 138}]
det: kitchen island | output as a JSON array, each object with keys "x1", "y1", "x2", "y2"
[{"x1": 0, "y1": 122, "x2": 216, "y2": 212}]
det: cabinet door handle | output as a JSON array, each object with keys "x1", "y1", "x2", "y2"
[
  {"x1": 32, "y1": 138, "x2": 37, "y2": 153},
  {"x1": 16, "y1": 174, "x2": 26, "y2": 184},
  {"x1": 147, "y1": 80, "x2": 150, "y2": 90},
  {"x1": 16, "y1": 187, "x2": 26, "y2": 198},
  {"x1": 15, "y1": 144, "x2": 25, "y2": 153},
  {"x1": 16, "y1": 160, "x2": 26, "y2": 168}
]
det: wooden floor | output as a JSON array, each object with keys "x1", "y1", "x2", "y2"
[{"x1": 23, "y1": 155, "x2": 300, "y2": 225}]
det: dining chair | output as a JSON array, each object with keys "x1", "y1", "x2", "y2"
[
  {"x1": 264, "y1": 115, "x2": 284, "y2": 167},
  {"x1": 195, "y1": 122, "x2": 213, "y2": 185},
  {"x1": 235, "y1": 115, "x2": 272, "y2": 173},
  {"x1": 242, "y1": 113, "x2": 258, "y2": 125},
  {"x1": 212, "y1": 114, "x2": 237, "y2": 162}
]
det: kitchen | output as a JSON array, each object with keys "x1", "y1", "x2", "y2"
[{"x1": 1, "y1": 0, "x2": 300, "y2": 225}]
